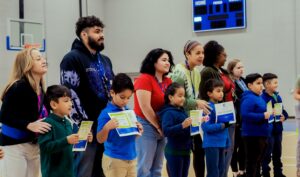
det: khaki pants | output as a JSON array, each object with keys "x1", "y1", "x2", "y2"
[
  {"x1": 102, "y1": 154, "x2": 137, "y2": 177},
  {"x1": 0, "y1": 143, "x2": 41, "y2": 177}
]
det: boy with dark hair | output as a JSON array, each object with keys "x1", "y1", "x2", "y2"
[
  {"x1": 97, "y1": 73, "x2": 143, "y2": 177},
  {"x1": 240, "y1": 73, "x2": 270, "y2": 177},
  {"x1": 261, "y1": 73, "x2": 288, "y2": 177},
  {"x1": 38, "y1": 85, "x2": 92, "y2": 177}
]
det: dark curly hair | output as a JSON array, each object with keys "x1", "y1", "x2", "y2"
[
  {"x1": 75, "y1": 16, "x2": 105, "y2": 38},
  {"x1": 203, "y1": 40, "x2": 224, "y2": 67},
  {"x1": 140, "y1": 48, "x2": 174, "y2": 76}
]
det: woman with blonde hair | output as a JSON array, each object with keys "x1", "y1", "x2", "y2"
[
  {"x1": 227, "y1": 59, "x2": 247, "y2": 177},
  {"x1": 0, "y1": 48, "x2": 51, "y2": 177}
]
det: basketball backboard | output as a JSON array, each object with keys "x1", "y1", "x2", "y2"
[{"x1": 6, "y1": 18, "x2": 46, "y2": 52}]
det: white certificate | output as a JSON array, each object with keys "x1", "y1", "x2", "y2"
[
  {"x1": 108, "y1": 110, "x2": 140, "y2": 137},
  {"x1": 190, "y1": 110, "x2": 203, "y2": 136},
  {"x1": 73, "y1": 121, "x2": 93, "y2": 152},
  {"x1": 274, "y1": 103, "x2": 283, "y2": 122},
  {"x1": 215, "y1": 101, "x2": 236, "y2": 124},
  {"x1": 267, "y1": 101, "x2": 274, "y2": 123}
]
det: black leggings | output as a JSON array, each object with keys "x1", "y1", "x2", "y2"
[
  {"x1": 192, "y1": 134, "x2": 205, "y2": 177},
  {"x1": 231, "y1": 126, "x2": 246, "y2": 172}
]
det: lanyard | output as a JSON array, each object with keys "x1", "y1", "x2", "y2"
[
  {"x1": 97, "y1": 53, "x2": 111, "y2": 100},
  {"x1": 155, "y1": 76, "x2": 167, "y2": 93},
  {"x1": 236, "y1": 79, "x2": 248, "y2": 91},
  {"x1": 185, "y1": 61, "x2": 196, "y2": 98}
]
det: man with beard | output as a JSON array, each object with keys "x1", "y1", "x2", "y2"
[{"x1": 60, "y1": 16, "x2": 114, "y2": 177}]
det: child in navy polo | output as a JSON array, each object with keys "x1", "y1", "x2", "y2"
[
  {"x1": 97, "y1": 73, "x2": 143, "y2": 177},
  {"x1": 261, "y1": 73, "x2": 288, "y2": 177}
]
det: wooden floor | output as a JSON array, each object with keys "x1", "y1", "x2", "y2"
[{"x1": 162, "y1": 119, "x2": 298, "y2": 177}]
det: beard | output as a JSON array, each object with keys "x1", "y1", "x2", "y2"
[{"x1": 88, "y1": 36, "x2": 104, "y2": 52}]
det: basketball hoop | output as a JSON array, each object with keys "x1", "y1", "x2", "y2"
[{"x1": 24, "y1": 43, "x2": 42, "y2": 49}]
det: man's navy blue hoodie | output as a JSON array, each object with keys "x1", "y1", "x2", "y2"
[
  {"x1": 261, "y1": 90, "x2": 288, "y2": 135},
  {"x1": 159, "y1": 104, "x2": 192, "y2": 155},
  {"x1": 240, "y1": 90, "x2": 269, "y2": 137}
]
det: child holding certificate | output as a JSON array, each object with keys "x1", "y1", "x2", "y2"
[
  {"x1": 97, "y1": 73, "x2": 143, "y2": 177},
  {"x1": 38, "y1": 85, "x2": 93, "y2": 177},
  {"x1": 201, "y1": 79, "x2": 230, "y2": 177},
  {"x1": 240, "y1": 73, "x2": 270, "y2": 177},
  {"x1": 159, "y1": 82, "x2": 192, "y2": 177},
  {"x1": 261, "y1": 73, "x2": 288, "y2": 177}
]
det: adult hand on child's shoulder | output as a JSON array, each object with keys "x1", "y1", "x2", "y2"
[{"x1": 27, "y1": 121, "x2": 52, "y2": 134}]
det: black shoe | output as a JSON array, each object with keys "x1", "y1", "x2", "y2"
[{"x1": 274, "y1": 174, "x2": 286, "y2": 177}]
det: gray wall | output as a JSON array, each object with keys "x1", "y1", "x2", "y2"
[
  {"x1": 104, "y1": 0, "x2": 299, "y2": 115},
  {"x1": 0, "y1": 0, "x2": 299, "y2": 115}
]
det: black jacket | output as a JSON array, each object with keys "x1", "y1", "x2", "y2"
[
  {"x1": 0, "y1": 77, "x2": 47, "y2": 145},
  {"x1": 60, "y1": 39, "x2": 114, "y2": 129}
]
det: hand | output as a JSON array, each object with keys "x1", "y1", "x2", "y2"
[
  {"x1": 182, "y1": 117, "x2": 192, "y2": 129},
  {"x1": 27, "y1": 121, "x2": 51, "y2": 134},
  {"x1": 202, "y1": 115, "x2": 210, "y2": 122},
  {"x1": 223, "y1": 122, "x2": 231, "y2": 128},
  {"x1": 67, "y1": 134, "x2": 79, "y2": 144},
  {"x1": 0, "y1": 148, "x2": 4, "y2": 159},
  {"x1": 136, "y1": 122, "x2": 144, "y2": 135},
  {"x1": 87, "y1": 132, "x2": 93, "y2": 143},
  {"x1": 105, "y1": 119, "x2": 119, "y2": 130},
  {"x1": 156, "y1": 127, "x2": 163, "y2": 137},
  {"x1": 196, "y1": 100, "x2": 211, "y2": 115},
  {"x1": 264, "y1": 112, "x2": 271, "y2": 119},
  {"x1": 280, "y1": 115, "x2": 285, "y2": 122}
]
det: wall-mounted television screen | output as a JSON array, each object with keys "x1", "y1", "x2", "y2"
[{"x1": 193, "y1": 0, "x2": 246, "y2": 32}]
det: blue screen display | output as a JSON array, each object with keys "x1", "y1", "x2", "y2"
[{"x1": 193, "y1": 0, "x2": 246, "y2": 32}]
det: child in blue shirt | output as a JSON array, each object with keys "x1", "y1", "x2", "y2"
[
  {"x1": 261, "y1": 73, "x2": 288, "y2": 177},
  {"x1": 158, "y1": 82, "x2": 192, "y2": 177},
  {"x1": 97, "y1": 73, "x2": 143, "y2": 177},
  {"x1": 240, "y1": 73, "x2": 270, "y2": 177},
  {"x1": 201, "y1": 79, "x2": 230, "y2": 177}
]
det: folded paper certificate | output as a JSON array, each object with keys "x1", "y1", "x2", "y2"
[
  {"x1": 73, "y1": 121, "x2": 93, "y2": 151},
  {"x1": 215, "y1": 101, "x2": 236, "y2": 124},
  {"x1": 267, "y1": 101, "x2": 274, "y2": 123},
  {"x1": 108, "y1": 110, "x2": 140, "y2": 137},
  {"x1": 274, "y1": 103, "x2": 283, "y2": 122},
  {"x1": 190, "y1": 110, "x2": 203, "y2": 136}
]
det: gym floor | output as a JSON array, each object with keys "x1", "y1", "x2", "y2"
[{"x1": 161, "y1": 119, "x2": 298, "y2": 177}]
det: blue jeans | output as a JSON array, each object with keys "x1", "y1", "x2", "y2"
[
  {"x1": 136, "y1": 117, "x2": 166, "y2": 177},
  {"x1": 261, "y1": 133, "x2": 283, "y2": 176},
  {"x1": 224, "y1": 124, "x2": 235, "y2": 177},
  {"x1": 205, "y1": 147, "x2": 226, "y2": 177},
  {"x1": 165, "y1": 153, "x2": 190, "y2": 177}
]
